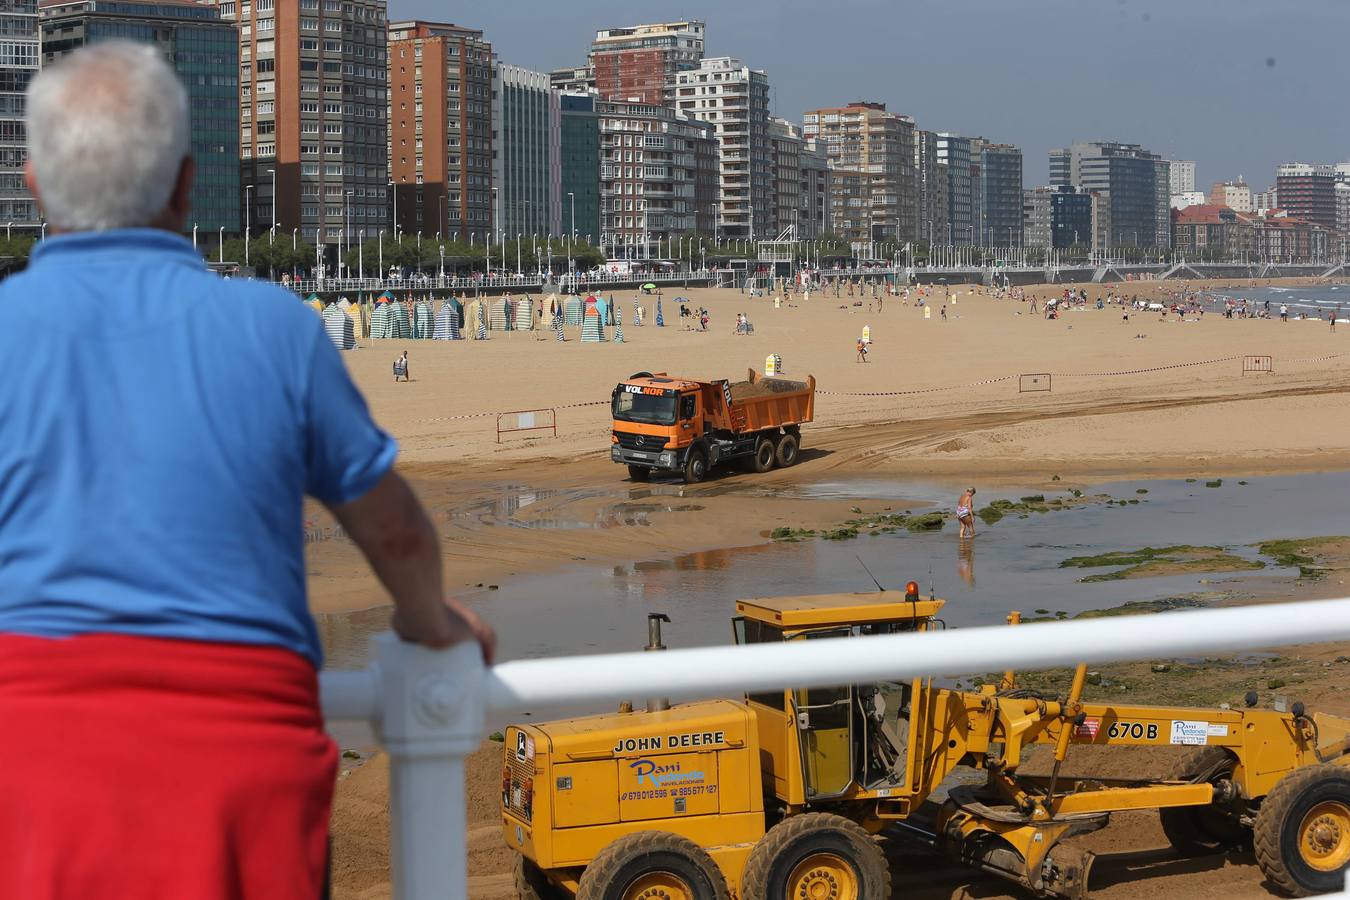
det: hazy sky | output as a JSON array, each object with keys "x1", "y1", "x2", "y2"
[{"x1": 394, "y1": 0, "x2": 1349, "y2": 190}]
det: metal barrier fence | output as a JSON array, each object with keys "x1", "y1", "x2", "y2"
[
  {"x1": 1244, "y1": 355, "x2": 1275, "y2": 375},
  {"x1": 496, "y1": 407, "x2": 557, "y2": 444},
  {"x1": 320, "y1": 597, "x2": 1350, "y2": 900}
]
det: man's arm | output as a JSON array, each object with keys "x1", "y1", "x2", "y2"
[{"x1": 327, "y1": 470, "x2": 495, "y2": 663}]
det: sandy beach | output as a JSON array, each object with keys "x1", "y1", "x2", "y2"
[{"x1": 317, "y1": 277, "x2": 1350, "y2": 900}]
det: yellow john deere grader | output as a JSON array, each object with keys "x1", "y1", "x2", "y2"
[{"x1": 502, "y1": 588, "x2": 1350, "y2": 899}]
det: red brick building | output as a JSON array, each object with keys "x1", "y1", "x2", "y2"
[{"x1": 589, "y1": 20, "x2": 703, "y2": 106}]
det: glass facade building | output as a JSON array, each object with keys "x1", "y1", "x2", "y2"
[
  {"x1": 559, "y1": 92, "x2": 599, "y2": 242},
  {"x1": 40, "y1": 0, "x2": 240, "y2": 234},
  {"x1": 492, "y1": 63, "x2": 559, "y2": 238},
  {"x1": 0, "y1": 0, "x2": 39, "y2": 229}
]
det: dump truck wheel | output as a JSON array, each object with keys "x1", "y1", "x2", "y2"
[
  {"x1": 1255, "y1": 764, "x2": 1350, "y2": 896},
  {"x1": 626, "y1": 465, "x2": 650, "y2": 483},
  {"x1": 683, "y1": 449, "x2": 708, "y2": 484},
  {"x1": 516, "y1": 857, "x2": 568, "y2": 900},
  {"x1": 1160, "y1": 747, "x2": 1247, "y2": 856},
  {"x1": 751, "y1": 437, "x2": 776, "y2": 473},
  {"x1": 575, "y1": 831, "x2": 729, "y2": 900},
  {"x1": 741, "y1": 812, "x2": 890, "y2": 900},
  {"x1": 774, "y1": 434, "x2": 799, "y2": 468}
]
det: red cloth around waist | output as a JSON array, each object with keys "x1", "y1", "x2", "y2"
[{"x1": 0, "y1": 633, "x2": 337, "y2": 900}]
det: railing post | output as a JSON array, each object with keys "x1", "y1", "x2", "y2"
[{"x1": 374, "y1": 633, "x2": 485, "y2": 900}]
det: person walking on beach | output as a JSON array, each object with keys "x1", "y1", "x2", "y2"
[
  {"x1": 1333, "y1": 307, "x2": 1340, "y2": 333},
  {"x1": 1280, "y1": 303, "x2": 1288, "y2": 322},
  {"x1": 856, "y1": 337, "x2": 869, "y2": 363},
  {"x1": 393, "y1": 349, "x2": 409, "y2": 382},
  {"x1": 956, "y1": 487, "x2": 977, "y2": 538},
  {"x1": 0, "y1": 42, "x2": 494, "y2": 900}
]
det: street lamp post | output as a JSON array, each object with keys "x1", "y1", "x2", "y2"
[
  {"x1": 218, "y1": 226, "x2": 224, "y2": 264},
  {"x1": 389, "y1": 180, "x2": 398, "y2": 239},
  {"x1": 344, "y1": 190, "x2": 353, "y2": 279},
  {"x1": 267, "y1": 168, "x2": 276, "y2": 244},
  {"x1": 358, "y1": 229, "x2": 365, "y2": 281},
  {"x1": 379, "y1": 230, "x2": 384, "y2": 277},
  {"x1": 244, "y1": 184, "x2": 252, "y2": 267},
  {"x1": 517, "y1": 233, "x2": 522, "y2": 276},
  {"x1": 292, "y1": 227, "x2": 298, "y2": 250},
  {"x1": 192, "y1": 224, "x2": 197, "y2": 250}
]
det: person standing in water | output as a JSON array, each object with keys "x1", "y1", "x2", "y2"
[{"x1": 956, "y1": 487, "x2": 976, "y2": 538}]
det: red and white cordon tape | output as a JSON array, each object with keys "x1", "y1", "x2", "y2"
[{"x1": 419, "y1": 352, "x2": 1346, "y2": 425}]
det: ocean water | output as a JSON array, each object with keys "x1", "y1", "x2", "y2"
[{"x1": 1211, "y1": 283, "x2": 1350, "y2": 318}]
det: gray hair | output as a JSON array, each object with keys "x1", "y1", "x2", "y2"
[{"x1": 27, "y1": 40, "x2": 190, "y2": 231}]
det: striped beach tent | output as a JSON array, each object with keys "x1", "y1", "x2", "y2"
[
  {"x1": 564, "y1": 295, "x2": 584, "y2": 326},
  {"x1": 580, "y1": 305, "x2": 603, "y2": 342},
  {"x1": 593, "y1": 295, "x2": 609, "y2": 326},
  {"x1": 463, "y1": 299, "x2": 482, "y2": 337},
  {"x1": 655, "y1": 298, "x2": 664, "y2": 327},
  {"x1": 369, "y1": 301, "x2": 391, "y2": 338},
  {"x1": 489, "y1": 297, "x2": 512, "y2": 331},
  {"x1": 413, "y1": 299, "x2": 433, "y2": 338},
  {"x1": 476, "y1": 301, "x2": 488, "y2": 340},
  {"x1": 322, "y1": 303, "x2": 355, "y2": 349},
  {"x1": 432, "y1": 301, "x2": 462, "y2": 340},
  {"x1": 512, "y1": 297, "x2": 534, "y2": 330},
  {"x1": 389, "y1": 300, "x2": 412, "y2": 339},
  {"x1": 553, "y1": 311, "x2": 565, "y2": 342},
  {"x1": 633, "y1": 299, "x2": 643, "y2": 326},
  {"x1": 305, "y1": 293, "x2": 324, "y2": 315}
]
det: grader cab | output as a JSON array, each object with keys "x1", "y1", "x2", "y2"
[{"x1": 504, "y1": 590, "x2": 1350, "y2": 900}]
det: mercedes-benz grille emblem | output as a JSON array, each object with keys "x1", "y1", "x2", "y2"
[{"x1": 635, "y1": 436, "x2": 645, "y2": 447}]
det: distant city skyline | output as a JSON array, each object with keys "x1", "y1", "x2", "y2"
[{"x1": 393, "y1": 0, "x2": 1350, "y2": 189}]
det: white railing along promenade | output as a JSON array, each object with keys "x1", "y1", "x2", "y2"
[{"x1": 320, "y1": 596, "x2": 1350, "y2": 900}]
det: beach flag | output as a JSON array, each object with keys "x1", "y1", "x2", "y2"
[
  {"x1": 655, "y1": 298, "x2": 664, "y2": 327},
  {"x1": 553, "y1": 312, "x2": 565, "y2": 342},
  {"x1": 581, "y1": 306, "x2": 603, "y2": 343}
]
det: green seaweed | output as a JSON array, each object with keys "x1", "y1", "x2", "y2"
[{"x1": 1256, "y1": 537, "x2": 1348, "y2": 579}]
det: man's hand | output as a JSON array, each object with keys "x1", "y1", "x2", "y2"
[
  {"x1": 328, "y1": 470, "x2": 496, "y2": 666},
  {"x1": 392, "y1": 596, "x2": 496, "y2": 665}
]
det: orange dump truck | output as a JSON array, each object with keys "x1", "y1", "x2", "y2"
[{"x1": 610, "y1": 369, "x2": 815, "y2": 483}]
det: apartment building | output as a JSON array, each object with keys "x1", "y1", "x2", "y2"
[
  {"x1": 804, "y1": 101, "x2": 917, "y2": 243},
  {"x1": 1275, "y1": 163, "x2": 1336, "y2": 230},
  {"x1": 491, "y1": 63, "x2": 559, "y2": 238},
  {"x1": 799, "y1": 138, "x2": 830, "y2": 240},
  {"x1": 388, "y1": 20, "x2": 493, "y2": 242},
  {"x1": 0, "y1": 0, "x2": 38, "y2": 230},
  {"x1": 768, "y1": 116, "x2": 800, "y2": 236},
  {"x1": 589, "y1": 19, "x2": 703, "y2": 106}
]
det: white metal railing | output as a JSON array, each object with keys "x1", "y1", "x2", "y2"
[{"x1": 321, "y1": 597, "x2": 1350, "y2": 900}]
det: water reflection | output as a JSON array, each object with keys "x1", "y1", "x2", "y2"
[{"x1": 958, "y1": 539, "x2": 975, "y2": 588}]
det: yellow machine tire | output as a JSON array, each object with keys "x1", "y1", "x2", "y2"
[
  {"x1": 575, "y1": 831, "x2": 730, "y2": 900},
  {"x1": 516, "y1": 857, "x2": 569, "y2": 900},
  {"x1": 1159, "y1": 747, "x2": 1247, "y2": 856},
  {"x1": 1254, "y1": 764, "x2": 1350, "y2": 896},
  {"x1": 741, "y1": 812, "x2": 890, "y2": 900}
]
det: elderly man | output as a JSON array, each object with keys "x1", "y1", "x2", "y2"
[{"x1": 0, "y1": 42, "x2": 493, "y2": 899}]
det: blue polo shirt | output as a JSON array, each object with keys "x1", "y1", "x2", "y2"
[{"x1": 0, "y1": 229, "x2": 396, "y2": 666}]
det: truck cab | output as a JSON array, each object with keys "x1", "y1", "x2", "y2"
[
  {"x1": 733, "y1": 589, "x2": 948, "y2": 815},
  {"x1": 611, "y1": 370, "x2": 815, "y2": 484}
]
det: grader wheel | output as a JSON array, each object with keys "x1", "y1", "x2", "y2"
[
  {"x1": 1254, "y1": 764, "x2": 1350, "y2": 896},
  {"x1": 741, "y1": 813, "x2": 890, "y2": 900},
  {"x1": 516, "y1": 857, "x2": 568, "y2": 900},
  {"x1": 1159, "y1": 746, "x2": 1248, "y2": 856},
  {"x1": 575, "y1": 831, "x2": 729, "y2": 900}
]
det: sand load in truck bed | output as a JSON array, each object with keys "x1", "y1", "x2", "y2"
[{"x1": 729, "y1": 378, "x2": 810, "y2": 401}]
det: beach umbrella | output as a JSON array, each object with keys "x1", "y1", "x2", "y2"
[
  {"x1": 553, "y1": 311, "x2": 565, "y2": 342},
  {"x1": 656, "y1": 297, "x2": 664, "y2": 327},
  {"x1": 612, "y1": 302, "x2": 624, "y2": 343},
  {"x1": 633, "y1": 299, "x2": 641, "y2": 326},
  {"x1": 476, "y1": 302, "x2": 488, "y2": 340},
  {"x1": 642, "y1": 282, "x2": 657, "y2": 291}
]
